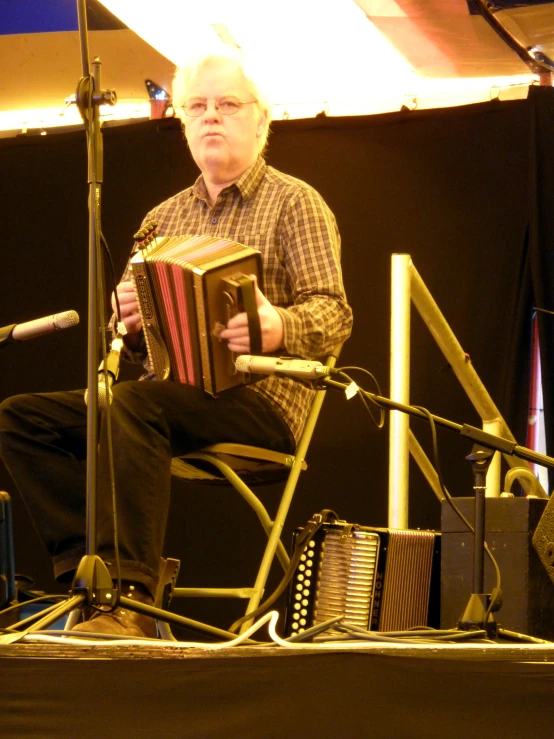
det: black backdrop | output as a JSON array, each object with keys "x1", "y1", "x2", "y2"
[{"x1": 1, "y1": 89, "x2": 552, "y2": 629}]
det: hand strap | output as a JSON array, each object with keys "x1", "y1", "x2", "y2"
[{"x1": 236, "y1": 274, "x2": 262, "y2": 355}]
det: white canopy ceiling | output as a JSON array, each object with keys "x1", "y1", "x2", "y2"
[{"x1": 0, "y1": 0, "x2": 551, "y2": 134}]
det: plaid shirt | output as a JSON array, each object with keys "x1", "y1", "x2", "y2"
[{"x1": 118, "y1": 156, "x2": 352, "y2": 443}]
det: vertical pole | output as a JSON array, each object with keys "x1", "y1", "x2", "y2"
[
  {"x1": 389, "y1": 254, "x2": 411, "y2": 529},
  {"x1": 482, "y1": 419, "x2": 501, "y2": 497}
]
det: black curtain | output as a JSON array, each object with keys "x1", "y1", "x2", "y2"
[
  {"x1": 529, "y1": 87, "x2": 554, "y2": 486},
  {"x1": 499, "y1": 87, "x2": 554, "y2": 488},
  {"x1": 0, "y1": 95, "x2": 550, "y2": 628}
]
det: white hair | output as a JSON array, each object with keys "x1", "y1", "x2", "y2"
[{"x1": 172, "y1": 47, "x2": 272, "y2": 154}]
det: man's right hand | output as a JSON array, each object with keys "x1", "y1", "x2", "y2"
[{"x1": 112, "y1": 281, "x2": 142, "y2": 337}]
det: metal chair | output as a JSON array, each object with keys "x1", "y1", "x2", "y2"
[{"x1": 160, "y1": 347, "x2": 341, "y2": 637}]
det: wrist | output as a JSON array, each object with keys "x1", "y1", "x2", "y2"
[{"x1": 122, "y1": 331, "x2": 142, "y2": 350}]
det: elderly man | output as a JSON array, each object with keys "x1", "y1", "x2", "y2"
[{"x1": 0, "y1": 50, "x2": 352, "y2": 638}]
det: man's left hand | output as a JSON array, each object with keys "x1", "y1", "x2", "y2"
[{"x1": 220, "y1": 277, "x2": 284, "y2": 354}]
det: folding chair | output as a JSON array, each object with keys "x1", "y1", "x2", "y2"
[{"x1": 160, "y1": 346, "x2": 341, "y2": 637}]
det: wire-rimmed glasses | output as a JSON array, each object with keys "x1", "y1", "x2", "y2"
[{"x1": 181, "y1": 96, "x2": 258, "y2": 117}]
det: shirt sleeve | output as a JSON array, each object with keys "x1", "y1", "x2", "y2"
[{"x1": 275, "y1": 186, "x2": 353, "y2": 359}]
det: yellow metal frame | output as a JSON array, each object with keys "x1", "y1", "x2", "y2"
[
  {"x1": 168, "y1": 348, "x2": 341, "y2": 634},
  {"x1": 389, "y1": 254, "x2": 546, "y2": 529}
]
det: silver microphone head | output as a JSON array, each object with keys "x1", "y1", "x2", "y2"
[
  {"x1": 83, "y1": 383, "x2": 112, "y2": 410},
  {"x1": 53, "y1": 310, "x2": 80, "y2": 331},
  {"x1": 235, "y1": 355, "x2": 251, "y2": 373}
]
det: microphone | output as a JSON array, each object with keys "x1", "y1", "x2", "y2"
[
  {"x1": 0, "y1": 310, "x2": 80, "y2": 345},
  {"x1": 235, "y1": 355, "x2": 333, "y2": 379},
  {"x1": 84, "y1": 336, "x2": 124, "y2": 410}
]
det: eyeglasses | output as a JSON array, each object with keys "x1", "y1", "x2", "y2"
[{"x1": 181, "y1": 96, "x2": 258, "y2": 117}]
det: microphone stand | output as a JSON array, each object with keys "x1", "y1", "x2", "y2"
[
  {"x1": 70, "y1": 0, "x2": 117, "y2": 611},
  {"x1": 0, "y1": 1, "x2": 254, "y2": 644},
  {"x1": 17, "y1": 1, "x2": 119, "y2": 635},
  {"x1": 321, "y1": 376, "x2": 554, "y2": 638},
  {"x1": 0, "y1": 2, "x2": 115, "y2": 642}
]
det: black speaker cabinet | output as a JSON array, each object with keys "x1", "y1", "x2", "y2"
[{"x1": 441, "y1": 496, "x2": 554, "y2": 640}]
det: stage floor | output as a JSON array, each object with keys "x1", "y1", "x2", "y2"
[{"x1": 2, "y1": 638, "x2": 554, "y2": 739}]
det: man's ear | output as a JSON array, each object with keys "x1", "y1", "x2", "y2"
[{"x1": 256, "y1": 107, "x2": 269, "y2": 140}]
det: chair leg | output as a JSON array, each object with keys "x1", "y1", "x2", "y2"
[
  {"x1": 154, "y1": 557, "x2": 181, "y2": 640},
  {"x1": 238, "y1": 465, "x2": 304, "y2": 634},
  {"x1": 187, "y1": 452, "x2": 291, "y2": 571},
  {"x1": 237, "y1": 386, "x2": 331, "y2": 633},
  {"x1": 154, "y1": 558, "x2": 181, "y2": 610}
]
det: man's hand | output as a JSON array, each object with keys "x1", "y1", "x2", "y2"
[
  {"x1": 112, "y1": 281, "x2": 142, "y2": 336},
  {"x1": 220, "y1": 277, "x2": 284, "y2": 354}
]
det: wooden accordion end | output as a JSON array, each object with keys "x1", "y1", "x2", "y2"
[
  {"x1": 131, "y1": 234, "x2": 262, "y2": 396},
  {"x1": 284, "y1": 520, "x2": 440, "y2": 637}
]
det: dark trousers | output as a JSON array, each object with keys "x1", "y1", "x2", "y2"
[{"x1": 0, "y1": 381, "x2": 295, "y2": 596}]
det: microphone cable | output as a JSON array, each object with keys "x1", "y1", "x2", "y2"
[
  {"x1": 88, "y1": 229, "x2": 124, "y2": 610},
  {"x1": 95, "y1": 221, "x2": 159, "y2": 609},
  {"x1": 410, "y1": 404, "x2": 502, "y2": 623},
  {"x1": 324, "y1": 372, "x2": 503, "y2": 631},
  {"x1": 331, "y1": 366, "x2": 386, "y2": 429}
]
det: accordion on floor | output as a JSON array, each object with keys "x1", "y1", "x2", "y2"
[
  {"x1": 284, "y1": 520, "x2": 440, "y2": 637},
  {"x1": 131, "y1": 234, "x2": 262, "y2": 396}
]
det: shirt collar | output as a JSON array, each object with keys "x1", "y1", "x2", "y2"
[
  {"x1": 191, "y1": 156, "x2": 267, "y2": 204},
  {"x1": 235, "y1": 156, "x2": 267, "y2": 200}
]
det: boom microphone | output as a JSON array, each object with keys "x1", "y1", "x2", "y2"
[
  {"x1": 0, "y1": 310, "x2": 80, "y2": 346},
  {"x1": 235, "y1": 355, "x2": 333, "y2": 379},
  {"x1": 84, "y1": 336, "x2": 124, "y2": 410}
]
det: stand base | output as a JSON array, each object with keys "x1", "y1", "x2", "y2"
[
  {"x1": 442, "y1": 497, "x2": 554, "y2": 639},
  {"x1": 458, "y1": 593, "x2": 498, "y2": 639},
  {"x1": 71, "y1": 554, "x2": 117, "y2": 608}
]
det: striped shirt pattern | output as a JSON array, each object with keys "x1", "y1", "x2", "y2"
[{"x1": 119, "y1": 156, "x2": 353, "y2": 443}]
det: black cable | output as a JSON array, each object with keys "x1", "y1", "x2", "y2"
[
  {"x1": 71, "y1": 48, "x2": 122, "y2": 619},
  {"x1": 333, "y1": 367, "x2": 385, "y2": 429},
  {"x1": 93, "y1": 224, "x2": 158, "y2": 612},
  {"x1": 228, "y1": 510, "x2": 339, "y2": 634},
  {"x1": 410, "y1": 404, "x2": 502, "y2": 617},
  {"x1": 284, "y1": 615, "x2": 344, "y2": 643},
  {"x1": 323, "y1": 374, "x2": 505, "y2": 632},
  {"x1": 93, "y1": 219, "x2": 122, "y2": 606},
  {"x1": 101, "y1": 231, "x2": 122, "y2": 324},
  {"x1": 99, "y1": 340, "x2": 122, "y2": 604},
  {"x1": 314, "y1": 622, "x2": 494, "y2": 645},
  {"x1": 338, "y1": 621, "x2": 494, "y2": 644},
  {"x1": 88, "y1": 227, "x2": 125, "y2": 606}
]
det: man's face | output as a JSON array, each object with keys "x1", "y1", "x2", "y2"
[{"x1": 182, "y1": 60, "x2": 267, "y2": 184}]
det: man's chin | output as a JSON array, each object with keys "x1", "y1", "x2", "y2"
[{"x1": 199, "y1": 149, "x2": 230, "y2": 170}]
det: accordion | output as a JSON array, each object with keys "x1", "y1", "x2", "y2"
[
  {"x1": 285, "y1": 520, "x2": 440, "y2": 637},
  {"x1": 131, "y1": 234, "x2": 262, "y2": 396}
]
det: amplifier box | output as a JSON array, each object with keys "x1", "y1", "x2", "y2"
[{"x1": 441, "y1": 497, "x2": 554, "y2": 639}]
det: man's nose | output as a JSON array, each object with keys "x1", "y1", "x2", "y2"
[{"x1": 203, "y1": 101, "x2": 222, "y2": 119}]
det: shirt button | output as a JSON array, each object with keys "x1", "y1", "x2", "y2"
[{"x1": 211, "y1": 217, "x2": 218, "y2": 224}]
